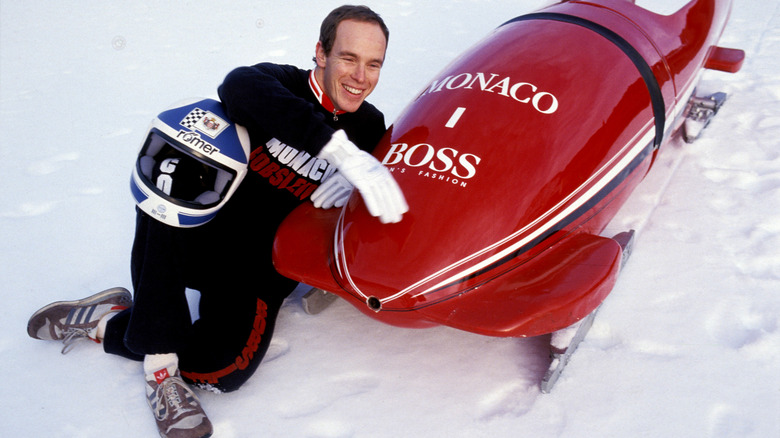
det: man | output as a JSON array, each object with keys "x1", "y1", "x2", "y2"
[{"x1": 26, "y1": 6, "x2": 406, "y2": 438}]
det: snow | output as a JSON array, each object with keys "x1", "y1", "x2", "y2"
[{"x1": 1, "y1": 0, "x2": 778, "y2": 437}]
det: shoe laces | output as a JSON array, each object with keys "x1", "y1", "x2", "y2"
[
  {"x1": 60, "y1": 327, "x2": 98, "y2": 354},
  {"x1": 153, "y1": 376, "x2": 198, "y2": 421}
]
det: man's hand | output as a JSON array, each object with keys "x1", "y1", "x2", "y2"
[
  {"x1": 311, "y1": 172, "x2": 353, "y2": 209},
  {"x1": 317, "y1": 130, "x2": 408, "y2": 223}
]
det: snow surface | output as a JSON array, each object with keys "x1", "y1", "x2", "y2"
[{"x1": 2, "y1": 1, "x2": 779, "y2": 437}]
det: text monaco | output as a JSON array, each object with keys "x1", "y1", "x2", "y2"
[
  {"x1": 420, "y1": 72, "x2": 559, "y2": 114},
  {"x1": 248, "y1": 138, "x2": 336, "y2": 200}
]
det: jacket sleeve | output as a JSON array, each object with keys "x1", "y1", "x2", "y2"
[
  {"x1": 217, "y1": 63, "x2": 335, "y2": 154},
  {"x1": 353, "y1": 105, "x2": 386, "y2": 152}
]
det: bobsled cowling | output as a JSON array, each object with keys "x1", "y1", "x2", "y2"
[{"x1": 273, "y1": 0, "x2": 744, "y2": 337}]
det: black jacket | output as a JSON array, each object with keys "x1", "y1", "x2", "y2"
[{"x1": 213, "y1": 62, "x2": 387, "y2": 237}]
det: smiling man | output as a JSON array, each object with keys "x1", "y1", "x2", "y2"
[
  {"x1": 314, "y1": 17, "x2": 387, "y2": 113},
  {"x1": 26, "y1": 5, "x2": 406, "y2": 438},
  {"x1": 217, "y1": 5, "x2": 406, "y2": 222}
]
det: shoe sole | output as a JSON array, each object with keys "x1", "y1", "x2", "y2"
[{"x1": 27, "y1": 287, "x2": 132, "y2": 339}]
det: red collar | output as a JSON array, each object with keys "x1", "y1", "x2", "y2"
[{"x1": 309, "y1": 70, "x2": 346, "y2": 116}]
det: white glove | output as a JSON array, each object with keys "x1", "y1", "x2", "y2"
[
  {"x1": 311, "y1": 172, "x2": 353, "y2": 209},
  {"x1": 318, "y1": 130, "x2": 408, "y2": 223}
]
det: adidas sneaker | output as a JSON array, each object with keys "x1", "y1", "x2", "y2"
[{"x1": 27, "y1": 287, "x2": 132, "y2": 353}]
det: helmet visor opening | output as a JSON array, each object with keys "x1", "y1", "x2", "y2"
[{"x1": 137, "y1": 129, "x2": 236, "y2": 208}]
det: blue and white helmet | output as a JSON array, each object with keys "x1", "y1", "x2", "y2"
[{"x1": 130, "y1": 98, "x2": 250, "y2": 227}]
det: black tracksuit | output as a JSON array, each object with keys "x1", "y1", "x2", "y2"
[{"x1": 103, "y1": 63, "x2": 386, "y2": 392}]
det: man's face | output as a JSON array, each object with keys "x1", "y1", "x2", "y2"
[{"x1": 315, "y1": 19, "x2": 387, "y2": 113}]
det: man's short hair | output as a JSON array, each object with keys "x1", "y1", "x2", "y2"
[{"x1": 319, "y1": 5, "x2": 389, "y2": 55}]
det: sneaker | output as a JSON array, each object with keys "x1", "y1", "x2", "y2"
[
  {"x1": 27, "y1": 287, "x2": 132, "y2": 353},
  {"x1": 146, "y1": 368, "x2": 213, "y2": 438}
]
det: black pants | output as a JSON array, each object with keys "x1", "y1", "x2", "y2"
[{"x1": 102, "y1": 210, "x2": 296, "y2": 393}]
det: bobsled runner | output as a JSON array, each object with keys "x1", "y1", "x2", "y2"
[{"x1": 272, "y1": 0, "x2": 744, "y2": 390}]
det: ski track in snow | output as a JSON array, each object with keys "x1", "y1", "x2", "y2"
[{"x1": 2, "y1": 1, "x2": 780, "y2": 437}]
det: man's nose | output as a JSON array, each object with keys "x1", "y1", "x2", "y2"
[{"x1": 351, "y1": 64, "x2": 366, "y2": 83}]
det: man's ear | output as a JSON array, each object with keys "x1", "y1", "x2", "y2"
[{"x1": 314, "y1": 41, "x2": 327, "y2": 68}]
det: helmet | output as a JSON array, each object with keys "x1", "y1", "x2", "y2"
[{"x1": 130, "y1": 98, "x2": 250, "y2": 227}]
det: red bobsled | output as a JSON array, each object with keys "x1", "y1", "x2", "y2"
[{"x1": 273, "y1": 0, "x2": 744, "y2": 338}]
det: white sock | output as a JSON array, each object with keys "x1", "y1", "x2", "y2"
[
  {"x1": 144, "y1": 353, "x2": 179, "y2": 383},
  {"x1": 95, "y1": 312, "x2": 118, "y2": 341}
]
